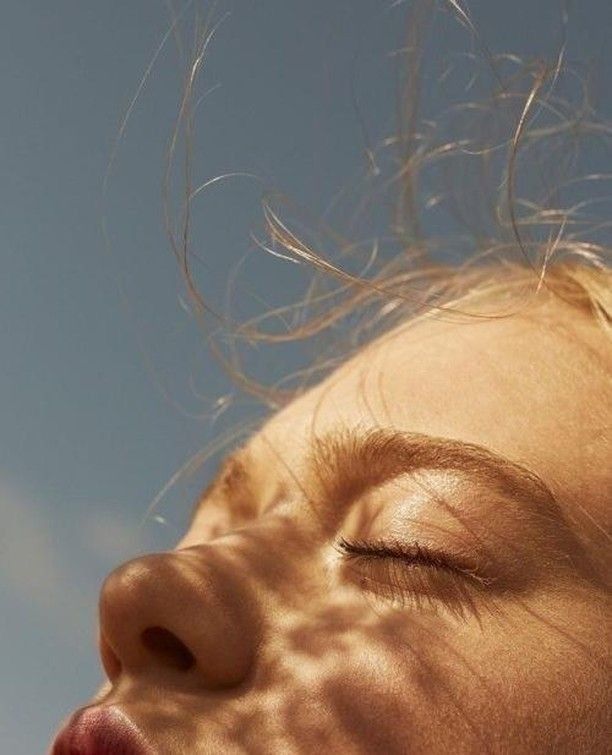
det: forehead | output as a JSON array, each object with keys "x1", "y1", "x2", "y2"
[{"x1": 256, "y1": 297, "x2": 611, "y2": 523}]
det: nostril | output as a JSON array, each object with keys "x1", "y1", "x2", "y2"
[{"x1": 140, "y1": 626, "x2": 196, "y2": 671}]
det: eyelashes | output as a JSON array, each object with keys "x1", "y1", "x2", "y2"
[{"x1": 336, "y1": 536, "x2": 493, "y2": 619}]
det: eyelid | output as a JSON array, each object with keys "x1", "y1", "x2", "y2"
[
  {"x1": 336, "y1": 536, "x2": 494, "y2": 585},
  {"x1": 336, "y1": 536, "x2": 498, "y2": 619}
]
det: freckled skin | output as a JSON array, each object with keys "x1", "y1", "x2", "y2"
[{"x1": 66, "y1": 294, "x2": 610, "y2": 753}]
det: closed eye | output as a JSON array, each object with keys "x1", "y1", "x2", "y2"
[
  {"x1": 336, "y1": 536, "x2": 496, "y2": 620},
  {"x1": 336, "y1": 537, "x2": 485, "y2": 577}
]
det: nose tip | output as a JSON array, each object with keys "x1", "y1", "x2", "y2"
[{"x1": 98, "y1": 548, "x2": 261, "y2": 689}]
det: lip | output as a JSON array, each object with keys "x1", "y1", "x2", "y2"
[{"x1": 50, "y1": 705, "x2": 154, "y2": 755}]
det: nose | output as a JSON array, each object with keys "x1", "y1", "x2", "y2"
[{"x1": 98, "y1": 544, "x2": 263, "y2": 690}]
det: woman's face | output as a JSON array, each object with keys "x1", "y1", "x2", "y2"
[{"x1": 54, "y1": 294, "x2": 610, "y2": 754}]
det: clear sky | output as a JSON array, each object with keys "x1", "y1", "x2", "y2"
[{"x1": 1, "y1": 1, "x2": 610, "y2": 752}]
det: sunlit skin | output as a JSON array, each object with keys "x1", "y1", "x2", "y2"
[{"x1": 77, "y1": 290, "x2": 610, "y2": 753}]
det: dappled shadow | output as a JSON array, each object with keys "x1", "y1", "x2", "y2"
[{"x1": 50, "y1": 504, "x2": 610, "y2": 754}]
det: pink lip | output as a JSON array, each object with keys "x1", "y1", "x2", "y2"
[{"x1": 50, "y1": 705, "x2": 154, "y2": 755}]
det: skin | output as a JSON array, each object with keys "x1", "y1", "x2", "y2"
[{"x1": 68, "y1": 291, "x2": 611, "y2": 753}]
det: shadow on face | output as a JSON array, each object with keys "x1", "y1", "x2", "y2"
[{"x1": 53, "y1": 294, "x2": 611, "y2": 754}]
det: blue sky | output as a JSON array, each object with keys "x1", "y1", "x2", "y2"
[{"x1": 1, "y1": 1, "x2": 610, "y2": 752}]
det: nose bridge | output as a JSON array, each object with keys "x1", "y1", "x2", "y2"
[
  {"x1": 99, "y1": 540, "x2": 266, "y2": 690},
  {"x1": 222, "y1": 512, "x2": 330, "y2": 609}
]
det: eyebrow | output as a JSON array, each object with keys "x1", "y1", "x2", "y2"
[{"x1": 192, "y1": 426, "x2": 562, "y2": 527}]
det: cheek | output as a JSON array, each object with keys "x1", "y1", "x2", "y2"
[
  {"x1": 256, "y1": 596, "x2": 489, "y2": 748},
  {"x1": 267, "y1": 595, "x2": 607, "y2": 753}
]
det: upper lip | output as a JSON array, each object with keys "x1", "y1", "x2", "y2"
[{"x1": 50, "y1": 704, "x2": 154, "y2": 755}]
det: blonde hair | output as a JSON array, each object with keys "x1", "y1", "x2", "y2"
[
  {"x1": 137, "y1": 1, "x2": 611, "y2": 584},
  {"x1": 162, "y1": 1, "x2": 611, "y2": 409}
]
